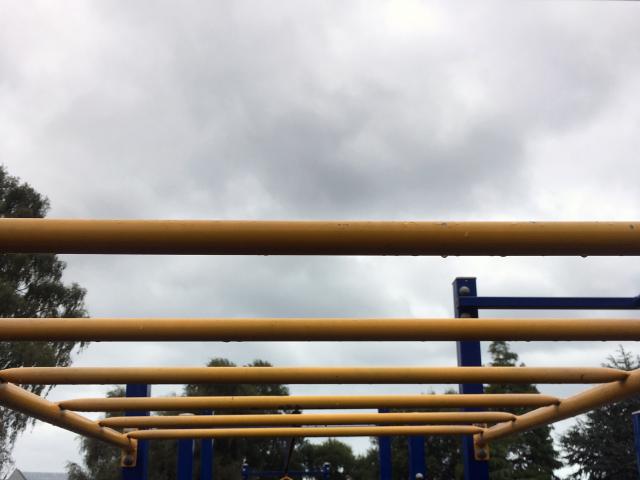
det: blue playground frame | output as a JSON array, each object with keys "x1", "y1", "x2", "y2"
[
  {"x1": 122, "y1": 277, "x2": 640, "y2": 480},
  {"x1": 377, "y1": 277, "x2": 640, "y2": 480}
]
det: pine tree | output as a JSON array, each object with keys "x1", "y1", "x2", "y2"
[
  {"x1": 485, "y1": 341, "x2": 561, "y2": 479},
  {"x1": 560, "y1": 346, "x2": 640, "y2": 479},
  {"x1": 0, "y1": 165, "x2": 87, "y2": 475}
]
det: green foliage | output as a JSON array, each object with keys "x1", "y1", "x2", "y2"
[
  {"x1": 386, "y1": 433, "x2": 463, "y2": 480},
  {"x1": 560, "y1": 346, "x2": 640, "y2": 479},
  {"x1": 0, "y1": 165, "x2": 87, "y2": 475},
  {"x1": 298, "y1": 438, "x2": 355, "y2": 479},
  {"x1": 485, "y1": 341, "x2": 561, "y2": 479}
]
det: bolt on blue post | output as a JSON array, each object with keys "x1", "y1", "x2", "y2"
[
  {"x1": 122, "y1": 384, "x2": 151, "y2": 480},
  {"x1": 453, "y1": 277, "x2": 489, "y2": 480},
  {"x1": 378, "y1": 408, "x2": 392, "y2": 480}
]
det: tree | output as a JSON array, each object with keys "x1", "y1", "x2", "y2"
[
  {"x1": 350, "y1": 444, "x2": 379, "y2": 480},
  {"x1": 0, "y1": 165, "x2": 87, "y2": 475},
  {"x1": 485, "y1": 341, "x2": 561, "y2": 479},
  {"x1": 298, "y1": 438, "x2": 357, "y2": 479},
  {"x1": 560, "y1": 346, "x2": 640, "y2": 479}
]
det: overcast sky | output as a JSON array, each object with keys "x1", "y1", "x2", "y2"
[{"x1": 2, "y1": 0, "x2": 640, "y2": 476}]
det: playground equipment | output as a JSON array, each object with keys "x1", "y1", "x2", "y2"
[{"x1": 0, "y1": 219, "x2": 640, "y2": 480}]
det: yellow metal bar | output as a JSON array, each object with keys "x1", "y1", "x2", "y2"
[
  {"x1": 476, "y1": 368, "x2": 640, "y2": 447},
  {"x1": 100, "y1": 411, "x2": 516, "y2": 428},
  {"x1": 0, "y1": 382, "x2": 135, "y2": 452},
  {"x1": 0, "y1": 219, "x2": 638, "y2": 255},
  {"x1": 129, "y1": 425, "x2": 484, "y2": 440},
  {"x1": 59, "y1": 393, "x2": 559, "y2": 412},
  {"x1": 2, "y1": 366, "x2": 627, "y2": 385},
  {"x1": 2, "y1": 317, "x2": 640, "y2": 341}
]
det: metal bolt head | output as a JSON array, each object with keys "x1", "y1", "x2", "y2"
[
  {"x1": 122, "y1": 453, "x2": 136, "y2": 467},
  {"x1": 476, "y1": 448, "x2": 489, "y2": 460},
  {"x1": 458, "y1": 286, "x2": 471, "y2": 296}
]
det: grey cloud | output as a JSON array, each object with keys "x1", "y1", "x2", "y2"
[{"x1": 9, "y1": 1, "x2": 633, "y2": 220}]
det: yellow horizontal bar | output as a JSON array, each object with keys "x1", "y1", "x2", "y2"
[
  {"x1": 0, "y1": 382, "x2": 134, "y2": 452},
  {"x1": 100, "y1": 411, "x2": 516, "y2": 428},
  {"x1": 129, "y1": 425, "x2": 484, "y2": 440},
  {"x1": 476, "y1": 368, "x2": 640, "y2": 447},
  {"x1": 3, "y1": 317, "x2": 640, "y2": 341},
  {"x1": 2, "y1": 366, "x2": 627, "y2": 385},
  {"x1": 59, "y1": 393, "x2": 559, "y2": 412},
  {"x1": 0, "y1": 219, "x2": 638, "y2": 255}
]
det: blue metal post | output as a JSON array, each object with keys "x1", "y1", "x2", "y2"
[
  {"x1": 378, "y1": 408, "x2": 392, "y2": 480},
  {"x1": 408, "y1": 435, "x2": 426, "y2": 479},
  {"x1": 200, "y1": 410, "x2": 213, "y2": 480},
  {"x1": 241, "y1": 463, "x2": 250, "y2": 480},
  {"x1": 633, "y1": 411, "x2": 640, "y2": 477},
  {"x1": 322, "y1": 462, "x2": 331, "y2": 480},
  {"x1": 122, "y1": 384, "x2": 151, "y2": 480},
  {"x1": 178, "y1": 437, "x2": 194, "y2": 480},
  {"x1": 453, "y1": 277, "x2": 489, "y2": 480}
]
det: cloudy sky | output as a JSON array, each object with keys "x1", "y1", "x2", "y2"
[{"x1": 2, "y1": 0, "x2": 640, "y2": 475}]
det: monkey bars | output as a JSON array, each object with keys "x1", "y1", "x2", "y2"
[
  {"x1": 0, "y1": 366, "x2": 628, "y2": 385},
  {"x1": 128, "y1": 425, "x2": 485, "y2": 440},
  {"x1": 0, "y1": 219, "x2": 639, "y2": 255},
  {"x1": 0, "y1": 219, "x2": 639, "y2": 480},
  {"x1": 58, "y1": 393, "x2": 559, "y2": 411},
  {"x1": 99, "y1": 411, "x2": 516, "y2": 428},
  {"x1": 2, "y1": 317, "x2": 640, "y2": 341}
]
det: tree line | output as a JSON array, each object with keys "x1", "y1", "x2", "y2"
[{"x1": 1, "y1": 165, "x2": 639, "y2": 479}]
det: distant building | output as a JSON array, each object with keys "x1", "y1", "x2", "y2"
[{"x1": 7, "y1": 470, "x2": 68, "y2": 480}]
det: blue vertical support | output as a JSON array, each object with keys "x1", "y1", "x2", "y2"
[
  {"x1": 408, "y1": 435, "x2": 426, "y2": 479},
  {"x1": 378, "y1": 408, "x2": 392, "y2": 480},
  {"x1": 178, "y1": 436, "x2": 194, "y2": 480},
  {"x1": 122, "y1": 384, "x2": 151, "y2": 480},
  {"x1": 633, "y1": 411, "x2": 640, "y2": 477},
  {"x1": 200, "y1": 410, "x2": 213, "y2": 480},
  {"x1": 322, "y1": 462, "x2": 331, "y2": 480},
  {"x1": 453, "y1": 277, "x2": 489, "y2": 480},
  {"x1": 241, "y1": 463, "x2": 250, "y2": 480}
]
